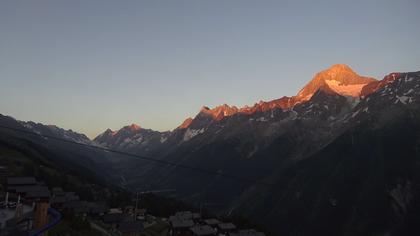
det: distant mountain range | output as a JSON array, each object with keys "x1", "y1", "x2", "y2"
[
  {"x1": 94, "y1": 64, "x2": 378, "y2": 153},
  {"x1": 93, "y1": 64, "x2": 418, "y2": 162},
  {"x1": 1, "y1": 64, "x2": 420, "y2": 236}
]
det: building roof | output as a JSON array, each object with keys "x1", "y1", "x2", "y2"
[
  {"x1": 52, "y1": 187, "x2": 64, "y2": 196},
  {"x1": 64, "y1": 192, "x2": 79, "y2": 201},
  {"x1": 103, "y1": 213, "x2": 128, "y2": 224},
  {"x1": 63, "y1": 201, "x2": 89, "y2": 213},
  {"x1": 171, "y1": 219, "x2": 194, "y2": 228},
  {"x1": 204, "y1": 219, "x2": 220, "y2": 225},
  {"x1": 218, "y1": 223, "x2": 236, "y2": 231},
  {"x1": 109, "y1": 208, "x2": 123, "y2": 214},
  {"x1": 118, "y1": 221, "x2": 144, "y2": 233},
  {"x1": 174, "y1": 211, "x2": 193, "y2": 220},
  {"x1": 50, "y1": 196, "x2": 67, "y2": 204},
  {"x1": 89, "y1": 204, "x2": 109, "y2": 214},
  {"x1": 135, "y1": 208, "x2": 147, "y2": 214},
  {"x1": 14, "y1": 185, "x2": 49, "y2": 194},
  {"x1": 63, "y1": 201, "x2": 109, "y2": 214},
  {"x1": 25, "y1": 189, "x2": 51, "y2": 199},
  {"x1": 190, "y1": 225, "x2": 216, "y2": 235},
  {"x1": 238, "y1": 229, "x2": 266, "y2": 236},
  {"x1": 7, "y1": 177, "x2": 36, "y2": 186}
]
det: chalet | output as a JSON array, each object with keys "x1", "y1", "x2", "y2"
[
  {"x1": 117, "y1": 221, "x2": 144, "y2": 236},
  {"x1": 50, "y1": 190, "x2": 80, "y2": 209},
  {"x1": 24, "y1": 187, "x2": 51, "y2": 201},
  {"x1": 52, "y1": 187, "x2": 64, "y2": 196},
  {"x1": 109, "y1": 208, "x2": 123, "y2": 214},
  {"x1": 170, "y1": 218, "x2": 194, "y2": 236},
  {"x1": 217, "y1": 223, "x2": 237, "y2": 235},
  {"x1": 103, "y1": 212, "x2": 133, "y2": 228},
  {"x1": 89, "y1": 202, "x2": 108, "y2": 216},
  {"x1": 6, "y1": 177, "x2": 36, "y2": 187},
  {"x1": 171, "y1": 211, "x2": 201, "y2": 223},
  {"x1": 62, "y1": 201, "x2": 90, "y2": 217},
  {"x1": 103, "y1": 212, "x2": 124, "y2": 224},
  {"x1": 50, "y1": 195, "x2": 67, "y2": 207},
  {"x1": 192, "y1": 213, "x2": 201, "y2": 221},
  {"x1": 5, "y1": 177, "x2": 51, "y2": 203},
  {"x1": 190, "y1": 225, "x2": 216, "y2": 236},
  {"x1": 124, "y1": 205, "x2": 134, "y2": 214},
  {"x1": 65, "y1": 192, "x2": 80, "y2": 201},
  {"x1": 203, "y1": 218, "x2": 219, "y2": 227},
  {"x1": 134, "y1": 208, "x2": 146, "y2": 221},
  {"x1": 174, "y1": 211, "x2": 193, "y2": 220}
]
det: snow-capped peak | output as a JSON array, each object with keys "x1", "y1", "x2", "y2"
[{"x1": 296, "y1": 64, "x2": 376, "y2": 100}]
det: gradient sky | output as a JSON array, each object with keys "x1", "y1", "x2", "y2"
[{"x1": 1, "y1": 0, "x2": 419, "y2": 138}]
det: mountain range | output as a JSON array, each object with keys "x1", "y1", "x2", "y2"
[
  {"x1": 94, "y1": 64, "x2": 377, "y2": 153},
  {"x1": 1, "y1": 64, "x2": 420, "y2": 235}
]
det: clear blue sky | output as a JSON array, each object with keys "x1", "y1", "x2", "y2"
[{"x1": 1, "y1": 0, "x2": 419, "y2": 138}]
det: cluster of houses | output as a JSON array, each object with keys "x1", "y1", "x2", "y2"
[
  {"x1": 0, "y1": 176, "x2": 148, "y2": 236},
  {"x1": 50, "y1": 187, "x2": 146, "y2": 236},
  {"x1": 168, "y1": 211, "x2": 266, "y2": 236},
  {"x1": 1, "y1": 174, "x2": 267, "y2": 236},
  {"x1": 100, "y1": 206, "x2": 146, "y2": 236}
]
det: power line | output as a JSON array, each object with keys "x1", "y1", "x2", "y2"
[{"x1": 0, "y1": 124, "x2": 274, "y2": 187}]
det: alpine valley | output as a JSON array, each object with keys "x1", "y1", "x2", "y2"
[{"x1": 1, "y1": 64, "x2": 420, "y2": 236}]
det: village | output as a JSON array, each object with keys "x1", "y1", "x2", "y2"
[{"x1": 0, "y1": 171, "x2": 267, "y2": 236}]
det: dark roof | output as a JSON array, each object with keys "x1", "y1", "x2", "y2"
[
  {"x1": 103, "y1": 213, "x2": 127, "y2": 224},
  {"x1": 192, "y1": 213, "x2": 201, "y2": 219},
  {"x1": 51, "y1": 196, "x2": 67, "y2": 204},
  {"x1": 204, "y1": 219, "x2": 220, "y2": 225},
  {"x1": 118, "y1": 221, "x2": 144, "y2": 233},
  {"x1": 238, "y1": 229, "x2": 266, "y2": 236},
  {"x1": 174, "y1": 211, "x2": 193, "y2": 220},
  {"x1": 26, "y1": 190, "x2": 50, "y2": 199},
  {"x1": 84, "y1": 202, "x2": 109, "y2": 214},
  {"x1": 7, "y1": 177, "x2": 36, "y2": 186},
  {"x1": 190, "y1": 225, "x2": 216, "y2": 236},
  {"x1": 218, "y1": 223, "x2": 236, "y2": 230},
  {"x1": 171, "y1": 219, "x2": 194, "y2": 228},
  {"x1": 52, "y1": 187, "x2": 64, "y2": 195},
  {"x1": 14, "y1": 186, "x2": 49, "y2": 194},
  {"x1": 90, "y1": 206, "x2": 109, "y2": 214},
  {"x1": 63, "y1": 201, "x2": 89, "y2": 213},
  {"x1": 135, "y1": 208, "x2": 146, "y2": 214},
  {"x1": 65, "y1": 192, "x2": 79, "y2": 201}
]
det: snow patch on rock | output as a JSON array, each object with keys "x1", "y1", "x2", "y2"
[
  {"x1": 183, "y1": 128, "x2": 205, "y2": 141},
  {"x1": 325, "y1": 79, "x2": 368, "y2": 97}
]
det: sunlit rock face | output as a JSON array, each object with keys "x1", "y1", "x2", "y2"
[
  {"x1": 178, "y1": 117, "x2": 193, "y2": 129},
  {"x1": 296, "y1": 64, "x2": 376, "y2": 101},
  {"x1": 360, "y1": 72, "x2": 401, "y2": 96},
  {"x1": 185, "y1": 64, "x2": 377, "y2": 123}
]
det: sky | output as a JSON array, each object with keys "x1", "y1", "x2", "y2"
[{"x1": 1, "y1": 0, "x2": 419, "y2": 138}]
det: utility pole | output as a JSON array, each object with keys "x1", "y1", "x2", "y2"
[{"x1": 134, "y1": 192, "x2": 139, "y2": 220}]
